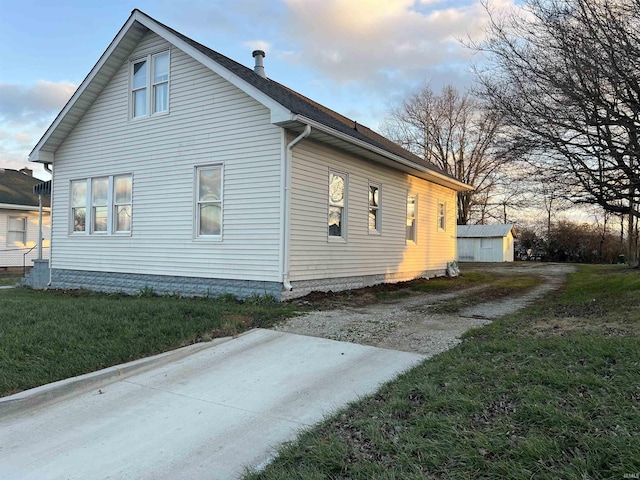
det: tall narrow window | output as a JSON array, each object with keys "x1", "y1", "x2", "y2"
[
  {"x1": 368, "y1": 183, "x2": 380, "y2": 233},
  {"x1": 114, "y1": 175, "x2": 132, "y2": 233},
  {"x1": 407, "y1": 196, "x2": 417, "y2": 242},
  {"x1": 92, "y1": 177, "x2": 108, "y2": 233},
  {"x1": 329, "y1": 172, "x2": 346, "y2": 238},
  {"x1": 7, "y1": 217, "x2": 26, "y2": 246},
  {"x1": 153, "y1": 52, "x2": 169, "y2": 113},
  {"x1": 438, "y1": 201, "x2": 446, "y2": 231},
  {"x1": 132, "y1": 59, "x2": 147, "y2": 118},
  {"x1": 71, "y1": 180, "x2": 87, "y2": 232},
  {"x1": 196, "y1": 165, "x2": 223, "y2": 237}
]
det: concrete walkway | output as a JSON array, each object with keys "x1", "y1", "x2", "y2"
[{"x1": 0, "y1": 329, "x2": 423, "y2": 480}]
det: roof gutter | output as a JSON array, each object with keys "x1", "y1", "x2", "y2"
[{"x1": 292, "y1": 115, "x2": 472, "y2": 192}]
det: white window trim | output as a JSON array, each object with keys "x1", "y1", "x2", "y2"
[
  {"x1": 406, "y1": 194, "x2": 418, "y2": 244},
  {"x1": 7, "y1": 216, "x2": 27, "y2": 247},
  {"x1": 438, "y1": 200, "x2": 446, "y2": 232},
  {"x1": 194, "y1": 164, "x2": 224, "y2": 241},
  {"x1": 368, "y1": 181, "x2": 381, "y2": 234},
  {"x1": 130, "y1": 49, "x2": 170, "y2": 120},
  {"x1": 69, "y1": 174, "x2": 133, "y2": 236},
  {"x1": 328, "y1": 170, "x2": 348, "y2": 242}
]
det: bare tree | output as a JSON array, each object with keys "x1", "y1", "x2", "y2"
[
  {"x1": 384, "y1": 85, "x2": 505, "y2": 224},
  {"x1": 473, "y1": 0, "x2": 640, "y2": 259}
]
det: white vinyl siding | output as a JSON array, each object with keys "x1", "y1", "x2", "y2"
[
  {"x1": 457, "y1": 234, "x2": 515, "y2": 262},
  {"x1": 289, "y1": 136, "x2": 458, "y2": 281},
  {"x1": 51, "y1": 32, "x2": 282, "y2": 282},
  {"x1": 0, "y1": 209, "x2": 51, "y2": 267}
]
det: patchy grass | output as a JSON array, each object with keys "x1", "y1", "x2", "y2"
[
  {"x1": 244, "y1": 265, "x2": 640, "y2": 479},
  {"x1": 0, "y1": 288, "x2": 297, "y2": 397},
  {"x1": 430, "y1": 275, "x2": 544, "y2": 314},
  {"x1": 0, "y1": 272, "x2": 21, "y2": 286}
]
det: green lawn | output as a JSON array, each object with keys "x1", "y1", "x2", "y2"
[
  {"x1": 244, "y1": 265, "x2": 640, "y2": 479},
  {"x1": 0, "y1": 288, "x2": 297, "y2": 396}
]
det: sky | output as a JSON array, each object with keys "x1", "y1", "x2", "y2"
[{"x1": 0, "y1": 0, "x2": 519, "y2": 181}]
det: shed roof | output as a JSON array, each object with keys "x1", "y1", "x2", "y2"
[
  {"x1": 457, "y1": 224, "x2": 516, "y2": 239},
  {"x1": 0, "y1": 168, "x2": 50, "y2": 208},
  {"x1": 29, "y1": 9, "x2": 471, "y2": 192}
]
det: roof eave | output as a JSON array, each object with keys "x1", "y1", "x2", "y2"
[{"x1": 291, "y1": 115, "x2": 472, "y2": 192}]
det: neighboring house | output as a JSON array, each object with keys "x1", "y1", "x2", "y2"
[
  {"x1": 457, "y1": 224, "x2": 516, "y2": 263},
  {"x1": 0, "y1": 168, "x2": 51, "y2": 269},
  {"x1": 28, "y1": 10, "x2": 470, "y2": 299}
]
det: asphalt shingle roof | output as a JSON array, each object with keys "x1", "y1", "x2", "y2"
[{"x1": 0, "y1": 169, "x2": 50, "y2": 207}]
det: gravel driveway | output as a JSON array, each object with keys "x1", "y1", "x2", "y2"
[{"x1": 275, "y1": 263, "x2": 575, "y2": 357}]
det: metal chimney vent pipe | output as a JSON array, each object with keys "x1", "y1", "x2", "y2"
[{"x1": 252, "y1": 50, "x2": 266, "y2": 78}]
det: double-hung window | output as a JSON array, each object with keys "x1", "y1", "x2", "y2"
[
  {"x1": 406, "y1": 195, "x2": 417, "y2": 243},
  {"x1": 438, "y1": 201, "x2": 446, "y2": 231},
  {"x1": 70, "y1": 175, "x2": 132, "y2": 235},
  {"x1": 368, "y1": 183, "x2": 381, "y2": 233},
  {"x1": 131, "y1": 51, "x2": 170, "y2": 118},
  {"x1": 328, "y1": 171, "x2": 347, "y2": 239},
  {"x1": 196, "y1": 165, "x2": 223, "y2": 238},
  {"x1": 7, "y1": 216, "x2": 27, "y2": 246}
]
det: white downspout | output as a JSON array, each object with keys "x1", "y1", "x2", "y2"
[
  {"x1": 282, "y1": 125, "x2": 311, "y2": 291},
  {"x1": 37, "y1": 193, "x2": 43, "y2": 260},
  {"x1": 44, "y1": 163, "x2": 53, "y2": 286}
]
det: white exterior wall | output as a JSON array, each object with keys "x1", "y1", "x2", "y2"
[
  {"x1": 0, "y1": 209, "x2": 51, "y2": 268},
  {"x1": 289, "y1": 137, "x2": 458, "y2": 282},
  {"x1": 51, "y1": 32, "x2": 283, "y2": 282},
  {"x1": 457, "y1": 234, "x2": 514, "y2": 262}
]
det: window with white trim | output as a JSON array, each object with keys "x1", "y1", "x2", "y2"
[
  {"x1": 131, "y1": 50, "x2": 170, "y2": 118},
  {"x1": 70, "y1": 175, "x2": 132, "y2": 235},
  {"x1": 329, "y1": 171, "x2": 347, "y2": 239},
  {"x1": 438, "y1": 201, "x2": 446, "y2": 231},
  {"x1": 7, "y1": 216, "x2": 26, "y2": 246},
  {"x1": 368, "y1": 183, "x2": 381, "y2": 233},
  {"x1": 406, "y1": 195, "x2": 417, "y2": 242},
  {"x1": 196, "y1": 165, "x2": 223, "y2": 238}
]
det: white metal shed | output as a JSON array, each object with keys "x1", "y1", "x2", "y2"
[{"x1": 457, "y1": 224, "x2": 516, "y2": 262}]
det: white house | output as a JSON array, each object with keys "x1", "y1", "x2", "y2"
[
  {"x1": 27, "y1": 10, "x2": 470, "y2": 299},
  {"x1": 0, "y1": 168, "x2": 50, "y2": 270},
  {"x1": 457, "y1": 224, "x2": 516, "y2": 263}
]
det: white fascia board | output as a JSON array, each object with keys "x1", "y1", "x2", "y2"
[
  {"x1": 29, "y1": 14, "x2": 141, "y2": 163},
  {"x1": 134, "y1": 13, "x2": 292, "y2": 124},
  {"x1": 0, "y1": 204, "x2": 51, "y2": 212},
  {"x1": 294, "y1": 115, "x2": 472, "y2": 192}
]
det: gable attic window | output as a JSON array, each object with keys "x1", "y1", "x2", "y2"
[
  {"x1": 70, "y1": 175, "x2": 132, "y2": 235},
  {"x1": 131, "y1": 51, "x2": 170, "y2": 118}
]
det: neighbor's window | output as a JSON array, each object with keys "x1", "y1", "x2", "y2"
[
  {"x1": 131, "y1": 51, "x2": 170, "y2": 118},
  {"x1": 71, "y1": 180, "x2": 87, "y2": 232},
  {"x1": 406, "y1": 195, "x2": 417, "y2": 242},
  {"x1": 196, "y1": 165, "x2": 223, "y2": 238},
  {"x1": 70, "y1": 175, "x2": 132, "y2": 235},
  {"x1": 329, "y1": 171, "x2": 347, "y2": 239},
  {"x1": 7, "y1": 216, "x2": 26, "y2": 246},
  {"x1": 438, "y1": 201, "x2": 446, "y2": 231},
  {"x1": 368, "y1": 183, "x2": 381, "y2": 233}
]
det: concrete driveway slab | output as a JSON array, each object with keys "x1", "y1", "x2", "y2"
[{"x1": 0, "y1": 329, "x2": 424, "y2": 480}]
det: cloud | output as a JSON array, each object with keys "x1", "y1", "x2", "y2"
[
  {"x1": 0, "y1": 80, "x2": 76, "y2": 127},
  {"x1": 243, "y1": 40, "x2": 271, "y2": 53},
  {"x1": 279, "y1": 0, "x2": 508, "y2": 89}
]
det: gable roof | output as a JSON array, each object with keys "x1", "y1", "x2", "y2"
[
  {"x1": 29, "y1": 9, "x2": 470, "y2": 191},
  {"x1": 0, "y1": 169, "x2": 50, "y2": 208},
  {"x1": 457, "y1": 224, "x2": 516, "y2": 239}
]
